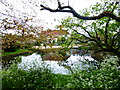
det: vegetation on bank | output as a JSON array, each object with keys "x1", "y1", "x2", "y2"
[
  {"x1": 1, "y1": 56, "x2": 120, "y2": 88},
  {"x1": 1, "y1": 49, "x2": 33, "y2": 61},
  {"x1": 2, "y1": 49, "x2": 31, "y2": 57}
]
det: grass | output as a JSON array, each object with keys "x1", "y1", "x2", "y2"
[{"x1": 2, "y1": 49, "x2": 30, "y2": 56}]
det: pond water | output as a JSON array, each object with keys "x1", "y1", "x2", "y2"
[{"x1": 18, "y1": 51, "x2": 97, "y2": 74}]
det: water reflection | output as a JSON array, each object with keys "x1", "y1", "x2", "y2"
[
  {"x1": 18, "y1": 53, "x2": 69, "y2": 74},
  {"x1": 18, "y1": 52, "x2": 97, "y2": 74}
]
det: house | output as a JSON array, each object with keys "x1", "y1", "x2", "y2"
[{"x1": 39, "y1": 29, "x2": 70, "y2": 46}]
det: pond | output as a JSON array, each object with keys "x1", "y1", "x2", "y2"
[
  {"x1": 1, "y1": 49, "x2": 98, "y2": 74},
  {"x1": 17, "y1": 49, "x2": 98, "y2": 75}
]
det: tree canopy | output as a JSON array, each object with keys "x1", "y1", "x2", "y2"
[{"x1": 40, "y1": 0, "x2": 120, "y2": 62}]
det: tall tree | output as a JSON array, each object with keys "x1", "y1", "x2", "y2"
[
  {"x1": 40, "y1": 0, "x2": 120, "y2": 22},
  {"x1": 40, "y1": 0, "x2": 120, "y2": 62}
]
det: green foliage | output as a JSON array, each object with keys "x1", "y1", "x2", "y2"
[
  {"x1": 60, "y1": 1, "x2": 120, "y2": 58},
  {"x1": 1, "y1": 62, "x2": 55, "y2": 88},
  {"x1": 1, "y1": 56, "x2": 120, "y2": 88},
  {"x1": 1, "y1": 18, "x2": 43, "y2": 52},
  {"x1": 68, "y1": 56, "x2": 120, "y2": 88}
]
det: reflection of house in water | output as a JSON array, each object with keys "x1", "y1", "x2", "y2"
[{"x1": 40, "y1": 27, "x2": 70, "y2": 46}]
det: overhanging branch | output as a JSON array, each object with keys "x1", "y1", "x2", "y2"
[
  {"x1": 104, "y1": 2, "x2": 118, "y2": 46},
  {"x1": 72, "y1": 29, "x2": 90, "y2": 39},
  {"x1": 71, "y1": 37, "x2": 89, "y2": 43},
  {"x1": 40, "y1": 2, "x2": 120, "y2": 22}
]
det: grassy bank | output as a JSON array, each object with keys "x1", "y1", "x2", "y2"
[
  {"x1": 1, "y1": 49, "x2": 33, "y2": 60},
  {"x1": 2, "y1": 49, "x2": 31, "y2": 56}
]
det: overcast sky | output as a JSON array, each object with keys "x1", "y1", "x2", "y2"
[
  {"x1": 1, "y1": 0, "x2": 101, "y2": 29},
  {"x1": 39, "y1": 0, "x2": 101, "y2": 29}
]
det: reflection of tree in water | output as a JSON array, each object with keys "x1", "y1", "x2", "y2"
[
  {"x1": 2, "y1": 49, "x2": 99, "y2": 74},
  {"x1": 57, "y1": 60, "x2": 73, "y2": 73},
  {"x1": 42, "y1": 53, "x2": 69, "y2": 61},
  {"x1": 69, "y1": 49, "x2": 89, "y2": 56},
  {"x1": 36, "y1": 48, "x2": 70, "y2": 61},
  {"x1": 35, "y1": 48, "x2": 98, "y2": 73}
]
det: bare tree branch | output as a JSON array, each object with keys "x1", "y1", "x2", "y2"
[
  {"x1": 57, "y1": 0, "x2": 61, "y2": 9},
  {"x1": 71, "y1": 38, "x2": 89, "y2": 43},
  {"x1": 40, "y1": 2, "x2": 120, "y2": 22},
  {"x1": 72, "y1": 29, "x2": 90, "y2": 39},
  {"x1": 104, "y1": 2, "x2": 118, "y2": 46},
  {"x1": 78, "y1": 25, "x2": 93, "y2": 38},
  {"x1": 72, "y1": 29, "x2": 101, "y2": 45}
]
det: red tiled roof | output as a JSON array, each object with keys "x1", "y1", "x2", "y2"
[{"x1": 41, "y1": 30, "x2": 69, "y2": 35}]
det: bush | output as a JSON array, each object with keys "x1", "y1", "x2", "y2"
[
  {"x1": 1, "y1": 62, "x2": 55, "y2": 88},
  {"x1": 1, "y1": 56, "x2": 120, "y2": 88},
  {"x1": 67, "y1": 56, "x2": 120, "y2": 88}
]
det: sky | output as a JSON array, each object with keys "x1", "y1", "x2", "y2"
[
  {"x1": 0, "y1": 0, "x2": 101, "y2": 29},
  {"x1": 39, "y1": 0, "x2": 101, "y2": 29}
]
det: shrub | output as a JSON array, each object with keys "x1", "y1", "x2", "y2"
[
  {"x1": 67, "y1": 56, "x2": 120, "y2": 88},
  {"x1": 1, "y1": 56, "x2": 120, "y2": 88},
  {"x1": 1, "y1": 62, "x2": 55, "y2": 88}
]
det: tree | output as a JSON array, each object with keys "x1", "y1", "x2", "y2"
[
  {"x1": 40, "y1": 0, "x2": 120, "y2": 22},
  {"x1": 0, "y1": 0, "x2": 50, "y2": 52},
  {"x1": 40, "y1": 0, "x2": 120, "y2": 62},
  {"x1": 1, "y1": 17, "x2": 45, "y2": 52}
]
